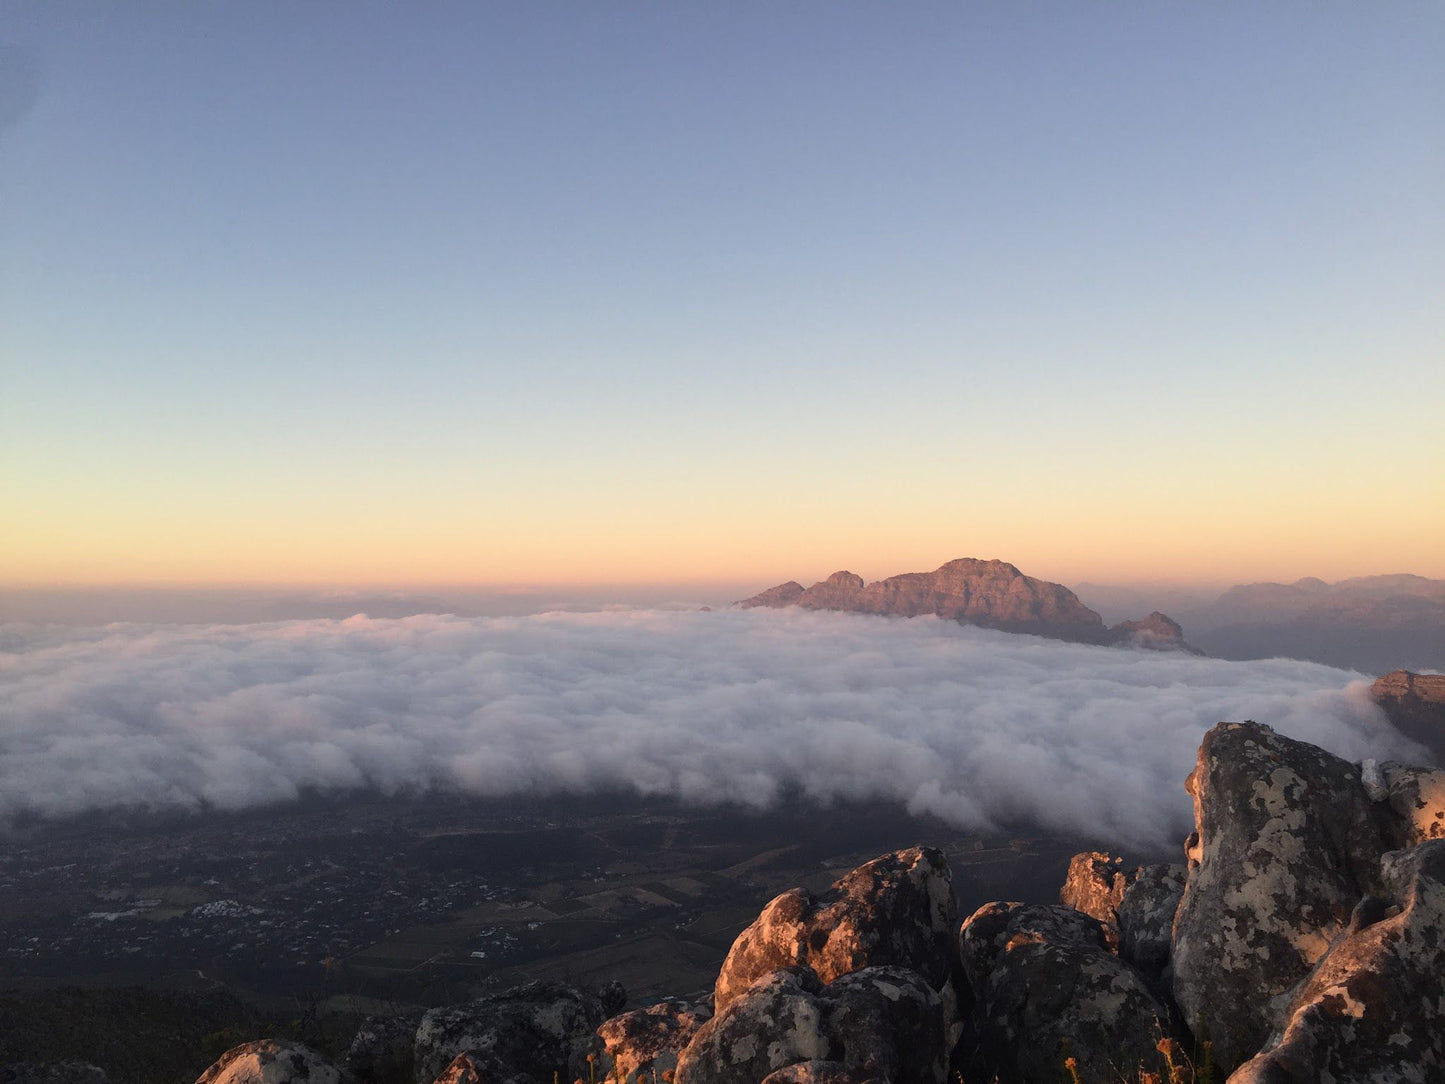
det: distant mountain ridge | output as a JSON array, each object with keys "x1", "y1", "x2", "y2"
[
  {"x1": 1180, "y1": 574, "x2": 1445, "y2": 673},
  {"x1": 738, "y1": 558, "x2": 1193, "y2": 650},
  {"x1": 1074, "y1": 573, "x2": 1445, "y2": 674}
]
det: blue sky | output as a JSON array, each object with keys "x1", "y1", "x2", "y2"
[{"x1": 2, "y1": 3, "x2": 1442, "y2": 586}]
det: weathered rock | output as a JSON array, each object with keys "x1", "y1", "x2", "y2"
[
  {"x1": 758, "y1": 1062, "x2": 879, "y2": 1083},
  {"x1": 738, "y1": 559, "x2": 1114, "y2": 643},
  {"x1": 1108, "y1": 611, "x2": 1200, "y2": 653},
  {"x1": 957, "y1": 902, "x2": 1174, "y2": 1084},
  {"x1": 429, "y1": 1055, "x2": 482, "y2": 1084},
  {"x1": 595, "y1": 999, "x2": 711, "y2": 1083},
  {"x1": 1171, "y1": 721, "x2": 1397, "y2": 1072},
  {"x1": 675, "y1": 966, "x2": 945, "y2": 1084},
  {"x1": 738, "y1": 581, "x2": 806, "y2": 608},
  {"x1": 1116, "y1": 863, "x2": 1186, "y2": 979},
  {"x1": 195, "y1": 1042, "x2": 348, "y2": 1084},
  {"x1": 1229, "y1": 839, "x2": 1445, "y2": 1082},
  {"x1": 598, "y1": 980, "x2": 628, "y2": 1017},
  {"x1": 413, "y1": 982, "x2": 607, "y2": 1084},
  {"x1": 345, "y1": 1013, "x2": 419, "y2": 1084},
  {"x1": 1382, "y1": 763, "x2": 1445, "y2": 844},
  {"x1": 0, "y1": 1065, "x2": 109, "y2": 1084},
  {"x1": 1371, "y1": 670, "x2": 1445, "y2": 765},
  {"x1": 712, "y1": 847, "x2": 961, "y2": 1040},
  {"x1": 1059, "y1": 852, "x2": 1134, "y2": 936}
]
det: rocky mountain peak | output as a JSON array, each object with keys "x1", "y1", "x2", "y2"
[{"x1": 737, "y1": 558, "x2": 1195, "y2": 651}]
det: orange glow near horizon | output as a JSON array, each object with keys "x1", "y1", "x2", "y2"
[{"x1": 5, "y1": 495, "x2": 1443, "y2": 591}]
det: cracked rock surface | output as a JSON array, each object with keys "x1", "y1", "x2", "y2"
[
  {"x1": 412, "y1": 982, "x2": 606, "y2": 1084},
  {"x1": 196, "y1": 1042, "x2": 347, "y2": 1084},
  {"x1": 1229, "y1": 838, "x2": 1445, "y2": 1083},
  {"x1": 675, "y1": 966, "x2": 945, "y2": 1084},
  {"x1": 1170, "y1": 721, "x2": 1397, "y2": 1071},
  {"x1": 958, "y1": 902, "x2": 1174, "y2": 1084},
  {"x1": 712, "y1": 845, "x2": 962, "y2": 1042},
  {"x1": 595, "y1": 999, "x2": 712, "y2": 1084}
]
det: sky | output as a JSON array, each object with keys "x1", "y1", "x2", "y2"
[{"x1": 2, "y1": 3, "x2": 1442, "y2": 591}]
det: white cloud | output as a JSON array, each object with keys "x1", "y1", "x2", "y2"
[{"x1": 0, "y1": 610, "x2": 1417, "y2": 847}]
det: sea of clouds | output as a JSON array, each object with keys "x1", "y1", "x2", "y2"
[{"x1": 0, "y1": 609, "x2": 1419, "y2": 847}]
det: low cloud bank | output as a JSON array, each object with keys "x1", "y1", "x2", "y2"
[{"x1": 0, "y1": 610, "x2": 1417, "y2": 847}]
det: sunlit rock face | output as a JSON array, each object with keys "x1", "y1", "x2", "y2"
[
  {"x1": 1380, "y1": 763, "x2": 1445, "y2": 844},
  {"x1": 1059, "y1": 852, "x2": 1136, "y2": 936},
  {"x1": 738, "y1": 558, "x2": 1198, "y2": 649},
  {"x1": 1110, "y1": 611, "x2": 1199, "y2": 653},
  {"x1": 674, "y1": 966, "x2": 946, "y2": 1084},
  {"x1": 1371, "y1": 670, "x2": 1445, "y2": 766},
  {"x1": 1229, "y1": 839, "x2": 1445, "y2": 1083},
  {"x1": 738, "y1": 559, "x2": 1114, "y2": 642},
  {"x1": 1058, "y1": 851, "x2": 1184, "y2": 984},
  {"x1": 957, "y1": 902, "x2": 1174, "y2": 1084},
  {"x1": 412, "y1": 982, "x2": 607, "y2": 1084},
  {"x1": 1170, "y1": 722, "x2": 1398, "y2": 1072},
  {"x1": 737, "y1": 581, "x2": 806, "y2": 608},
  {"x1": 427, "y1": 1055, "x2": 481, "y2": 1084},
  {"x1": 712, "y1": 846, "x2": 962, "y2": 1039},
  {"x1": 195, "y1": 1042, "x2": 347, "y2": 1084},
  {"x1": 595, "y1": 999, "x2": 712, "y2": 1084}
]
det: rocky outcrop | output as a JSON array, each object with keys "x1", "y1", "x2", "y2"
[
  {"x1": 1059, "y1": 852, "x2": 1135, "y2": 936},
  {"x1": 738, "y1": 559, "x2": 1112, "y2": 642},
  {"x1": 1365, "y1": 757, "x2": 1445, "y2": 847},
  {"x1": 1116, "y1": 863, "x2": 1185, "y2": 980},
  {"x1": 195, "y1": 1042, "x2": 348, "y2": 1084},
  {"x1": 1110, "y1": 611, "x2": 1199, "y2": 653},
  {"x1": 957, "y1": 902, "x2": 1175, "y2": 1084},
  {"x1": 1372, "y1": 669, "x2": 1445, "y2": 765},
  {"x1": 738, "y1": 558, "x2": 1194, "y2": 648},
  {"x1": 1058, "y1": 852, "x2": 1184, "y2": 983},
  {"x1": 595, "y1": 999, "x2": 711, "y2": 1083},
  {"x1": 1230, "y1": 839, "x2": 1445, "y2": 1082},
  {"x1": 429, "y1": 1055, "x2": 482, "y2": 1084},
  {"x1": 674, "y1": 966, "x2": 946, "y2": 1084},
  {"x1": 345, "y1": 1013, "x2": 419, "y2": 1084},
  {"x1": 413, "y1": 982, "x2": 607, "y2": 1084},
  {"x1": 1170, "y1": 722, "x2": 1398, "y2": 1071},
  {"x1": 712, "y1": 846, "x2": 962, "y2": 1036},
  {"x1": 737, "y1": 580, "x2": 805, "y2": 609}
]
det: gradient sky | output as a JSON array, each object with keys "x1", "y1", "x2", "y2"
[{"x1": 2, "y1": 3, "x2": 1442, "y2": 590}]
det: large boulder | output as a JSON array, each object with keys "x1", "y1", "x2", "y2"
[
  {"x1": 713, "y1": 846, "x2": 961, "y2": 1034},
  {"x1": 1381, "y1": 763, "x2": 1445, "y2": 845},
  {"x1": 675, "y1": 966, "x2": 945, "y2": 1084},
  {"x1": 957, "y1": 902, "x2": 1175, "y2": 1084},
  {"x1": 1059, "y1": 852, "x2": 1134, "y2": 936},
  {"x1": 1230, "y1": 839, "x2": 1445, "y2": 1082},
  {"x1": 1171, "y1": 721, "x2": 1397, "y2": 1071},
  {"x1": 345, "y1": 1014, "x2": 420, "y2": 1084},
  {"x1": 413, "y1": 982, "x2": 607, "y2": 1084},
  {"x1": 1058, "y1": 852, "x2": 1185, "y2": 984},
  {"x1": 595, "y1": 999, "x2": 711, "y2": 1084},
  {"x1": 195, "y1": 1042, "x2": 347, "y2": 1084},
  {"x1": 1116, "y1": 863, "x2": 1186, "y2": 980}
]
